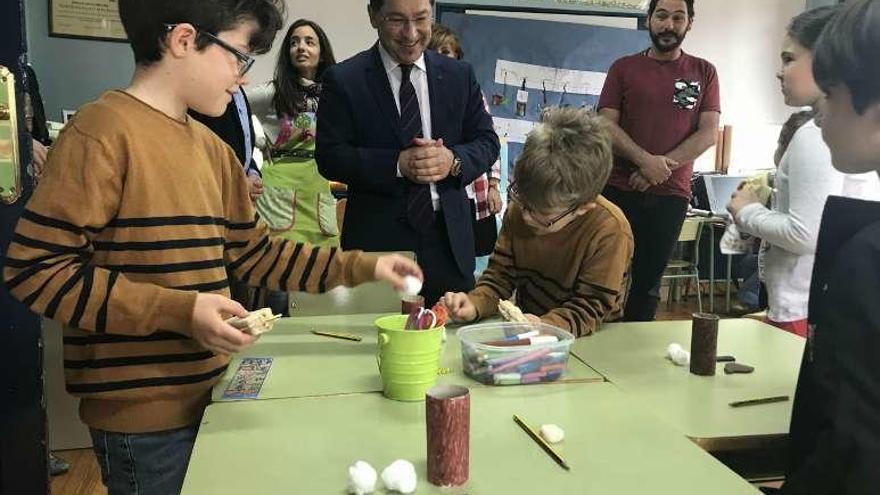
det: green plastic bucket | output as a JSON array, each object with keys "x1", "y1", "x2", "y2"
[{"x1": 375, "y1": 314, "x2": 444, "y2": 401}]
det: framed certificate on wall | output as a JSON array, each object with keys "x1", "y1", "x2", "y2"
[{"x1": 49, "y1": 0, "x2": 127, "y2": 42}]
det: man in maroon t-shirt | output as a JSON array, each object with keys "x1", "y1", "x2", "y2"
[{"x1": 598, "y1": 0, "x2": 721, "y2": 321}]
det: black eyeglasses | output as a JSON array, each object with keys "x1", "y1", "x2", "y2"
[
  {"x1": 508, "y1": 182, "x2": 580, "y2": 228},
  {"x1": 379, "y1": 14, "x2": 434, "y2": 30},
  {"x1": 165, "y1": 23, "x2": 255, "y2": 76}
]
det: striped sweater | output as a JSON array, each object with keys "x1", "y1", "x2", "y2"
[
  {"x1": 469, "y1": 198, "x2": 633, "y2": 337},
  {"x1": 3, "y1": 91, "x2": 377, "y2": 433}
]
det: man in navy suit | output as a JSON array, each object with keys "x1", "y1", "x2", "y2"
[
  {"x1": 190, "y1": 88, "x2": 263, "y2": 202},
  {"x1": 316, "y1": 0, "x2": 499, "y2": 305}
]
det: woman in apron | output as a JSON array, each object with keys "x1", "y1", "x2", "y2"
[{"x1": 249, "y1": 19, "x2": 339, "y2": 314}]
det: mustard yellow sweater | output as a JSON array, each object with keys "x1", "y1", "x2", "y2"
[
  {"x1": 469, "y1": 198, "x2": 633, "y2": 337},
  {"x1": 4, "y1": 91, "x2": 376, "y2": 432}
]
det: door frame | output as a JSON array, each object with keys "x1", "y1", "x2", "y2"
[{"x1": 0, "y1": 0, "x2": 49, "y2": 493}]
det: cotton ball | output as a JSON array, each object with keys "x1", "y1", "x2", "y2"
[
  {"x1": 666, "y1": 343, "x2": 690, "y2": 366},
  {"x1": 399, "y1": 275, "x2": 423, "y2": 298},
  {"x1": 381, "y1": 459, "x2": 417, "y2": 494},
  {"x1": 539, "y1": 424, "x2": 565, "y2": 444},
  {"x1": 347, "y1": 460, "x2": 377, "y2": 495}
]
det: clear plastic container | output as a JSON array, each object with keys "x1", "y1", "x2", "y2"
[{"x1": 457, "y1": 322, "x2": 574, "y2": 385}]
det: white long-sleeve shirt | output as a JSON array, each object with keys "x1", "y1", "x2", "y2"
[{"x1": 736, "y1": 120, "x2": 842, "y2": 322}]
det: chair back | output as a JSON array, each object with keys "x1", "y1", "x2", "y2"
[{"x1": 678, "y1": 217, "x2": 702, "y2": 242}]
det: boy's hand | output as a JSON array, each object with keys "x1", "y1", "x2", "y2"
[
  {"x1": 441, "y1": 292, "x2": 477, "y2": 323},
  {"x1": 190, "y1": 293, "x2": 256, "y2": 355},
  {"x1": 32, "y1": 139, "x2": 49, "y2": 178},
  {"x1": 246, "y1": 173, "x2": 263, "y2": 202},
  {"x1": 374, "y1": 254, "x2": 423, "y2": 292}
]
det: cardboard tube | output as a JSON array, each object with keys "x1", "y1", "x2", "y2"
[
  {"x1": 721, "y1": 125, "x2": 734, "y2": 174},
  {"x1": 401, "y1": 295, "x2": 424, "y2": 316},
  {"x1": 714, "y1": 127, "x2": 724, "y2": 172},
  {"x1": 426, "y1": 385, "x2": 469, "y2": 486},
  {"x1": 690, "y1": 313, "x2": 720, "y2": 376}
]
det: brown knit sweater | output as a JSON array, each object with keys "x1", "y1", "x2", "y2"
[
  {"x1": 4, "y1": 91, "x2": 377, "y2": 433},
  {"x1": 469, "y1": 198, "x2": 633, "y2": 337}
]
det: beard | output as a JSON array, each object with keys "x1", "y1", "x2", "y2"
[{"x1": 649, "y1": 30, "x2": 685, "y2": 53}]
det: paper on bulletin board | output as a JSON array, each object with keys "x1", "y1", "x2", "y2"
[
  {"x1": 494, "y1": 59, "x2": 608, "y2": 96},
  {"x1": 493, "y1": 117, "x2": 537, "y2": 144},
  {"x1": 443, "y1": 11, "x2": 647, "y2": 180},
  {"x1": 499, "y1": 137, "x2": 509, "y2": 185},
  {"x1": 498, "y1": 136, "x2": 510, "y2": 218}
]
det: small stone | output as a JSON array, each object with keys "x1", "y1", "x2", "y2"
[{"x1": 724, "y1": 362, "x2": 755, "y2": 374}]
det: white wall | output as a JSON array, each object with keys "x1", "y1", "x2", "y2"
[
  {"x1": 248, "y1": 0, "x2": 378, "y2": 85},
  {"x1": 260, "y1": 0, "x2": 807, "y2": 175},
  {"x1": 685, "y1": 0, "x2": 806, "y2": 173},
  {"x1": 26, "y1": 0, "x2": 133, "y2": 121},
  {"x1": 27, "y1": 0, "x2": 808, "y2": 175}
]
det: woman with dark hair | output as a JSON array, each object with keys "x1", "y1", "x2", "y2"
[
  {"x1": 249, "y1": 19, "x2": 339, "y2": 314},
  {"x1": 727, "y1": 6, "x2": 880, "y2": 337},
  {"x1": 264, "y1": 18, "x2": 336, "y2": 141}
]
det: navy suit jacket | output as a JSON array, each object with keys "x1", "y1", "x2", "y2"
[
  {"x1": 190, "y1": 89, "x2": 259, "y2": 177},
  {"x1": 315, "y1": 45, "x2": 500, "y2": 276},
  {"x1": 783, "y1": 196, "x2": 880, "y2": 494}
]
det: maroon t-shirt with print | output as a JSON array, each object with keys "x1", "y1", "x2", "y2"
[{"x1": 598, "y1": 50, "x2": 721, "y2": 199}]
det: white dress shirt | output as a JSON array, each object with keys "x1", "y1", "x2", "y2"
[
  {"x1": 378, "y1": 43, "x2": 440, "y2": 210},
  {"x1": 231, "y1": 89, "x2": 253, "y2": 172}
]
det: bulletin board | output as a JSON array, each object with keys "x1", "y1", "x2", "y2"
[{"x1": 439, "y1": 8, "x2": 649, "y2": 178}]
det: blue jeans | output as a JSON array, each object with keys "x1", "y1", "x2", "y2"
[{"x1": 90, "y1": 425, "x2": 198, "y2": 495}]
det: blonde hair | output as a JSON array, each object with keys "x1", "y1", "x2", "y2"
[
  {"x1": 428, "y1": 24, "x2": 463, "y2": 59},
  {"x1": 514, "y1": 107, "x2": 612, "y2": 211}
]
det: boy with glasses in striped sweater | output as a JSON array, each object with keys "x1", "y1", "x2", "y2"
[{"x1": 3, "y1": 1, "x2": 421, "y2": 493}]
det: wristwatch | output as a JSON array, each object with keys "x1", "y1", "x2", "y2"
[{"x1": 450, "y1": 153, "x2": 463, "y2": 177}]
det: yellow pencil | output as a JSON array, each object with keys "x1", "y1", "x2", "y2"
[
  {"x1": 729, "y1": 395, "x2": 789, "y2": 408},
  {"x1": 513, "y1": 414, "x2": 570, "y2": 471},
  {"x1": 310, "y1": 330, "x2": 363, "y2": 342}
]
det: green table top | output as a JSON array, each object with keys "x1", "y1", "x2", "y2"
[
  {"x1": 185, "y1": 383, "x2": 757, "y2": 494},
  {"x1": 570, "y1": 318, "x2": 805, "y2": 449},
  {"x1": 212, "y1": 314, "x2": 603, "y2": 402}
]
